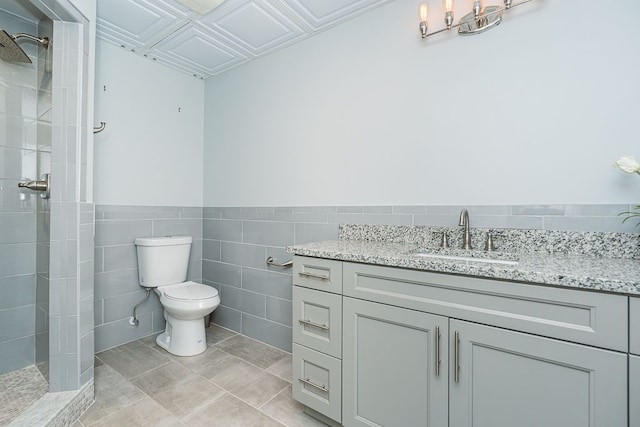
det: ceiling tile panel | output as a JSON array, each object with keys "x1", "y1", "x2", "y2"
[
  {"x1": 97, "y1": 0, "x2": 190, "y2": 49},
  {"x1": 279, "y1": 0, "x2": 392, "y2": 30},
  {"x1": 150, "y1": 25, "x2": 248, "y2": 76},
  {"x1": 96, "y1": 0, "x2": 394, "y2": 78},
  {"x1": 197, "y1": 0, "x2": 306, "y2": 55}
]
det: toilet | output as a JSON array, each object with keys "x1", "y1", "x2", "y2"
[{"x1": 135, "y1": 236, "x2": 220, "y2": 357}]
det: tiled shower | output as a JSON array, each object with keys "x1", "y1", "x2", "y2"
[
  {"x1": 0, "y1": 7, "x2": 52, "y2": 378},
  {"x1": 0, "y1": 0, "x2": 96, "y2": 424}
]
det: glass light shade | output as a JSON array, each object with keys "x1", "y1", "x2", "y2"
[
  {"x1": 443, "y1": 0, "x2": 454, "y2": 12},
  {"x1": 419, "y1": 1, "x2": 429, "y2": 21}
]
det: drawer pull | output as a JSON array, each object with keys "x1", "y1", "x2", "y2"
[
  {"x1": 299, "y1": 319, "x2": 329, "y2": 330},
  {"x1": 298, "y1": 271, "x2": 330, "y2": 281},
  {"x1": 435, "y1": 326, "x2": 441, "y2": 376},
  {"x1": 454, "y1": 331, "x2": 460, "y2": 383},
  {"x1": 298, "y1": 377, "x2": 328, "y2": 392}
]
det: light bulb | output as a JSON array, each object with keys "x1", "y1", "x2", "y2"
[
  {"x1": 419, "y1": 1, "x2": 429, "y2": 22},
  {"x1": 418, "y1": 1, "x2": 429, "y2": 38},
  {"x1": 443, "y1": 0, "x2": 454, "y2": 28},
  {"x1": 473, "y1": 0, "x2": 482, "y2": 17}
]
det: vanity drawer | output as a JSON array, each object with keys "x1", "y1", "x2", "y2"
[
  {"x1": 292, "y1": 343, "x2": 342, "y2": 423},
  {"x1": 343, "y1": 262, "x2": 628, "y2": 352},
  {"x1": 293, "y1": 286, "x2": 342, "y2": 358},
  {"x1": 293, "y1": 256, "x2": 343, "y2": 294},
  {"x1": 631, "y1": 297, "x2": 640, "y2": 355}
]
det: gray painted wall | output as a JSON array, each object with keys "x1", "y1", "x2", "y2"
[{"x1": 93, "y1": 203, "x2": 636, "y2": 354}]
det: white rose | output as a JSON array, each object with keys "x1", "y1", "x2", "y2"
[{"x1": 614, "y1": 156, "x2": 640, "y2": 174}]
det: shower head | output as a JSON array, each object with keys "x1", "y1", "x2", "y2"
[{"x1": 0, "y1": 30, "x2": 50, "y2": 64}]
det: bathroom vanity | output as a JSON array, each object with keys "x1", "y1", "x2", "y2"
[{"x1": 289, "y1": 230, "x2": 640, "y2": 427}]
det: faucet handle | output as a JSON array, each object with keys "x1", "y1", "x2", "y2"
[
  {"x1": 440, "y1": 231, "x2": 450, "y2": 249},
  {"x1": 484, "y1": 231, "x2": 496, "y2": 252}
]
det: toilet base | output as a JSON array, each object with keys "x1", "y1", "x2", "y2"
[{"x1": 156, "y1": 311, "x2": 208, "y2": 357}]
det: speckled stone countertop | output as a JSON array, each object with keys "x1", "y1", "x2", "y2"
[{"x1": 287, "y1": 225, "x2": 640, "y2": 296}]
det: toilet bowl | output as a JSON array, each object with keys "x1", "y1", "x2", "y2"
[{"x1": 135, "y1": 236, "x2": 220, "y2": 357}]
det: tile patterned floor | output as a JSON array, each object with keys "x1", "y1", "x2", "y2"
[
  {"x1": 0, "y1": 365, "x2": 48, "y2": 426},
  {"x1": 74, "y1": 326, "x2": 327, "y2": 427}
]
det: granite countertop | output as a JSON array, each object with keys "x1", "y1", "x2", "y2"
[{"x1": 287, "y1": 239, "x2": 640, "y2": 296}]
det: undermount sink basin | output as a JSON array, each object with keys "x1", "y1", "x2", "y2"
[{"x1": 409, "y1": 249, "x2": 519, "y2": 266}]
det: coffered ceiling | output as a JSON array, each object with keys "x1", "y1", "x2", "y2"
[{"x1": 96, "y1": 0, "x2": 393, "y2": 79}]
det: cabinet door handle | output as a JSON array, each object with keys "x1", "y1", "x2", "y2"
[
  {"x1": 298, "y1": 318, "x2": 329, "y2": 330},
  {"x1": 435, "y1": 326, "x2": 441, "y2": 376},
  {"x1": 454, "y1": 331, "x2": 460, "y2": 383},
  {"x1": 298, "y1": 271, "x2": 330, "y2": 281},
  {"x1": 298, "y1": 377, "x2": 328, "y2": 392}
]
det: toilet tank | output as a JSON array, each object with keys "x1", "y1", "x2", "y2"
[{"x1": 135, "y1": 236, "x2": 192, "y2": 287}]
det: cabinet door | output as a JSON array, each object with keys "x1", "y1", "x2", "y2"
[
  {"x1": 631, "y1": 355, "x2": 640, "y2": 427},
  {"x1": 449, "y1": 319, "x2": 627, "y2": 427},
  {"x1": 343, "y1": 297, "x2": 448, "y2": 427},
  {"x1": 631, "y1": 297, "x2": 640, "y2": 355}
]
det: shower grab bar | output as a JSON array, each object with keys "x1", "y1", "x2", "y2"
[{"x1": 266, "y1": 256, "x2": 293, "y2": 268}]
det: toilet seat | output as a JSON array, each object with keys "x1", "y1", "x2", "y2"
[{"x1": 163, "y1": 281, "x2": 219, "y2": 302}]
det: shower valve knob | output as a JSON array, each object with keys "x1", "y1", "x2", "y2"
[
  {"x1": 18, "y1": 180, "x2": 47, "y2": 192},
  {"x1": 18, "y1": 174, "x2": 50, "y2": 199}
]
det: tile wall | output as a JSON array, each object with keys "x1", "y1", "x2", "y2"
[
  {"x1": 93, "y1": 206, "x2": 203, "y2": 352},
  {"x1": 94, "y1": 203, "x2": 638, "y2": 354},
  {"x1": 48, "y1": 19, "x2": 95, "y2": 392},
  {"x1": 0, "y1": 10, "x2": 51, "y2": 376},
  {"x1": 35, "y1": 15, "x2": 54, "y2": 380},
  {"x1": 202, "y1": 203, "x2": 640, "y2": 352}
]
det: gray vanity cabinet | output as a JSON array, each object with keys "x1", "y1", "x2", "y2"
[
  {"x1": 630, "y1": 297, "x2": 640, "y2": 426},
  {"x1": 342, "y1": 297, "x2": 448, "y2": 427},
  {"x1": 449, "y1": 319, "x2": 628, "y2": 427},
  {"x1": 631, "y1": 355, "x2": 640, "y2": 427},
  {"x1": 292, "y1": 256, "x2": 630, "y2": 427}
]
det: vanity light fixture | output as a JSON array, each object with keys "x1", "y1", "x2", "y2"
[{"x1": 418, "y1": 0, "x2": 534, "y2": 39}]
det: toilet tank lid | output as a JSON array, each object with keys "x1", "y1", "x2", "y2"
[{"x1": 135, "y1": 236, "x2": 192, "y2": 246}]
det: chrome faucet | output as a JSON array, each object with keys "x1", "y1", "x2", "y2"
[{"x1": 459, "y1": 209, "x2": 472, "y2": 249}]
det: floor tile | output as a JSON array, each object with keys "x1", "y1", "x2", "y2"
[
  {"x1": 96, "y1": 340, "x2": 170, "y2": 379},
  {"x1": 0, "y1": 366, "x2": 48, "y2": 426},
  {"x1": 131, "y1": 361, "x2": 225, "y2": 419},
  {"x1": 168, "y1": 346, "x2": 231, "y2": 374},
  {"x1": 182, "y1": 393, "x2": 283, "y2": 427},
  {"x1": 261, "y1": 385, "x2": 328, "y2": 426},
  {"x1": 200, "y1": 356, "x2": 264, "y2": 391},
  {"x1": 266, "y1": 354, "x2": 292, "y2": 383},
  {"x1": 205, "y1": 324, "x2": 237, "y2": 345},
  {"x1": 231, "y1": 372, "x2": 289, "y2": 407},
  {"x1": 215, "y1": 334, "x2": 287, "y2": 369},
  {"x1": 138, "y1": 333, "x2": 161, "y2": 348},
  {"x1": 80, "y1": 364, "x2": 146, "y2": 426},
  {"x1": 81, "y1": 332, "x2": 303, "y2": 427},
  {"x1": 88, "y1": 397, "x2": 183, "y2": 427}
]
